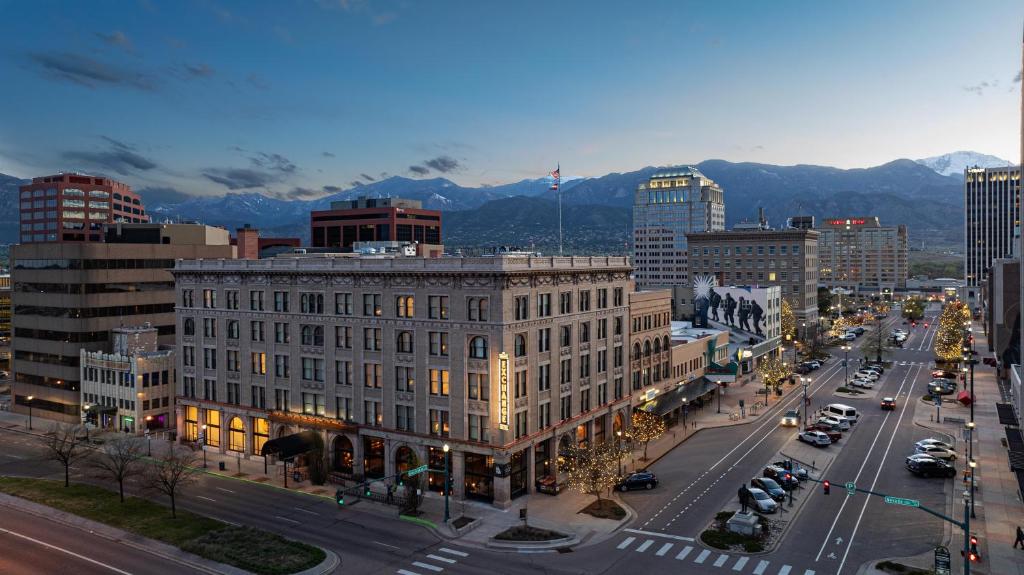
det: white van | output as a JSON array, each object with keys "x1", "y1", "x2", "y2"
[{"x1": 825, "y1": 403, "x2": 859, "y2": 424}]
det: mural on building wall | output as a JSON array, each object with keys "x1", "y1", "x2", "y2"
[
  {"x1": 716, "y1": 285, "x2": 777, "y2": 340},
  {"x1": 693, "y1": 274, "x2": 716, "y2": 329}
]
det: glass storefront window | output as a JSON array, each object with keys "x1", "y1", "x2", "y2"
[
  {"x1": 427, "y1": 446, "x2": 452, "y2": 493},
  {"x1": 332, "y1": 436, "x2": 353, "y2": 475},
  {"x1": 510, "y1": 449, "x2": 528, "y2": 499},
  {"x1": 363, "y1": 436, "x2": 385, "y2": 479},
  {"x1": 228, "y1": 417, "x2": 245, "y2": 452},
  {"x1": 464, "y1": 453, "x2": 494, "y2": 502},
  {"x1": 204, "y1": 409, "x2": 221, "y2": 447},
  {"x1": 534, "y1": 439, "x2": 551, "y2": 481},
  {"x1": 253, "y1": 418, "x2": 269, "y2": 455},
  {"x1": 183, "y1": 406, "x2": 198, "y2": 442}
]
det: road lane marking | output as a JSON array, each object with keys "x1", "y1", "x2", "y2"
[
  {"x1": 215, "y1": 487, "x2": 235, "y2": 494},
  {"x1": 814, "y1": 364, "x2": 921, "y2": 562},
  {"x1": 374, "y1": 541, "x2": 401, "y2": 550},
  {"x1": 836, "y1": 364, "x2": 922, "y2": 575},
  {"x1": 624, "y1": 529, "x2": 695, "y2": 541},
  {"x1": 655, "y1": 543, "x2": 673, "y2": 556},
  {"x1": 196, "y1": 495, "x2": 216, "y2": 502},
  {"x1": 294, "y1": 507, "x2": 319, "y2": 515},
  {"x1": 617, "y1": 536, "x2": 635, "y2": 549},
  {"x1": 411, "y1": 561, "x2": 443, "y2": 572},
  {"x1": 714, "y1": 553, "x2": 730, "y2": 567},
  {"x1": 397, "y1": 570, "x2": 421, "y2": 575},
  {"x1": 732, "y1": 556, "x2": 749, "y2": 571},
  {"x1": 635, "y1": 539, "x2": 654, "y2": 552},
  {"x1": 694, "y1": 549, "x2": 711, "y2": 564},
  {"x1": 753, "y1": 559, "x2": 770, "y2": 574},
  {"x1": 0, "y1": 526, "x2": 133, "y2": 575},
  {"x1": 675, "y1": 545, "x2": 693, "y2": 560},
  {"x1": 426, "y1": 554, "x2": 455, "y2": 564},
  {"x1": 274, "y1": 515, "x2": 301, "y2": 524},
  {"x1": 438, "y1": 548, "x2": 468, "y2": 557},
  {"x1": 804, "y1": 570, "x2": 816, "y2": 575},
  {"x1": 778, "y1": 566, "x2": 791, "y2": 575}
]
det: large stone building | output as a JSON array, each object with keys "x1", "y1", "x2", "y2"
[
  {"x1": 11, "y1": 223, "x2": 234, "y2": 423},
  {"x1": 817, "y1": 217, "x2": 908, "y2": 296},
  {"x1": 632, "y1": 167, "x2": 726, "y2": 303},
  {"x1": 686, "y1": 229, "x2": 820, "y2": 337},
  {"x1": 964, "y1": 166, "x2": 1021, "y2": 307}
]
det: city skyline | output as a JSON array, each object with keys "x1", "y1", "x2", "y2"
[{"x1": 1, "y1": 0, "x2": 1022, "y2": 198}]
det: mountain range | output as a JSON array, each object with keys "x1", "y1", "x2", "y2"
[{"x1": 0, "y1": 152, "x2": 1004, "y2": 251}]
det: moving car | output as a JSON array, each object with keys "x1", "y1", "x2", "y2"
[
  {"x1": 750, "y1": 477, "x2": 787, "y2": 501},
  {"x1": 780, "y1": 410, "x2": 800, "y2": 427},
  {"x1": 841, "y1": 332, "x2": 856, "y2": 341},
  {"x1": 914, "y1": 444, "x2": 957, "y2": 461},
  {"x1": 617, "y1": 471, "x2": 658, "y2": 491},
  {"x1": 798, "y1": 430, "x2": 832, "y2": 446},
  {"x1": 824, "y1": 404, "x2": 859, "y2": 423},
  {"x1": 746, "y1": 487, "x2": 778, "y2": 513},
  {"x1": 771, "y1": 460, "x2": 809, "y2": 481},
  {"x1": 906, "y1": 458, "x2": 956, "y2": 478},
  {"x1": 880, "y1": 397, "x2": 896, "y2": 410},
  {"x1": 817, "y1": 415, "x2": 851, "y2": 431},
  {"x1": 805, "y1": 425, "x2": 841, "y2": 442},
  {"x1": 916, "y1": 438, "x2": 954, "y2": 450},
  {"x1": 763, "y1": 466, "x2": 800, "y2": 490},
  {"x1": 853, "y1": 327, "x2": 866, "y2": 335}
]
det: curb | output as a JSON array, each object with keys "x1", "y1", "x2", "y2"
[
  {"x1": 485, "y1": 534, "x2": 580, "y2": 551},
  {"x1": 294, "y1": 549, "x2": 340, "y2": 575}
]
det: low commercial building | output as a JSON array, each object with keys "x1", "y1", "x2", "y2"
[
  {"x1": 310, "y1": 197, "x2": 442, "y2": 255},
  {"x1": 173, "y1": 253, "x2": 636, "y2": 508},
  {"x1": 80, "y1": 325, "x2": 175, "y2": 434}
]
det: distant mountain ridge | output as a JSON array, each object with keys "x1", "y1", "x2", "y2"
[
  {"x1": 0, "y1": 154, "x2": 974, "y2": 249},
  {"x1": 914, "y1": 151, "x2": 1011, "y2": 177}
]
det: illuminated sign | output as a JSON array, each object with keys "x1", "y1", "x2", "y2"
[
  {"x1": 827, "y1": 218, "x2": 866, "y2": 226},
  {"x1": 645, "y1": 389, "x2": 658, "y2": 402},
  {"x1": 498, "y1": 352, "x2": 509, "y2": 430}
]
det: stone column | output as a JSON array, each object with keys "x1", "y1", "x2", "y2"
[
  {"x1": 451, "y1": 449, "x2": 465, "y2": 500},
  {"x1": 353, "y1": 433, "x2": 364, "y2": 479}
]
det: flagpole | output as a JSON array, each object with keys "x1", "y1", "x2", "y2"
[{"x1": 557, "y1": 162, "x2": 562, "y2": 255}]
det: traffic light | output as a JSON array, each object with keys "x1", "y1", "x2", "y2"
[
  {"x1": 970, "y1": 536, "x2": 980, "y2": 561},
  {"x1": 335, "y1": 489, "x2": 344, "y2": 506},
  {"x1": 924, "y1": 322, "x2": 929, "y2": 328},
  {"x1": 784, "y1": 473, "x2": 792, "y2": 484},
  {"x1": 823, "y1": 480, "x2": 830, "y2": 495},
  {"x1": 365, "y1": 485, "x2": 372, "y2": 497}
]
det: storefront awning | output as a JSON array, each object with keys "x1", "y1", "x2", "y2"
[
  {"x1": 261, "y1": 430, "x2": 319, "y2": 460},
  {"x1": 638, "y1": 378, "x2": 718, "y2": 417}
]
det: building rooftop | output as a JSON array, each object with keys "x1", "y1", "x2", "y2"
[
  {"x1": 175, "y1": 254, "x2": 631, "y2": 273},
  {"x1": 650, "y1": 166, "x2": 706, "y2": 179},
  {"x1": 670, "y1": 321, "x2": 726, "y2": 343}
]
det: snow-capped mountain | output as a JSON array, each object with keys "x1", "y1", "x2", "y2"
[{"x1": 915, "y1": 151, "x2": 1011, "y2": 177}]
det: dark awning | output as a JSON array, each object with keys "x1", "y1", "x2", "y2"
[
  {"x1": 639, "y1": 378, "x2": 718, "y2": 417},
  {"x1": 261, "y1": 430, "x2": 319, "y2": 460},
  {"x1": 997, "y1": 403, "x2": 1019, "y2": 427}
]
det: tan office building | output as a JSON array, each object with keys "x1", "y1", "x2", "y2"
[
  {"x1": 11, "y1": 223, "x2": 234, "y2": 423},
  {"x1": 817, "y1": 217, "x2": 908, "y2": 295}
]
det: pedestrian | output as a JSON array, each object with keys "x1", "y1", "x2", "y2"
[
  {"x1": 1015, "y1": 525, "x2": 1024, "y2": 549},
  {"x1": 385, "y1": 482, "x2": 394, "y2": 505}
]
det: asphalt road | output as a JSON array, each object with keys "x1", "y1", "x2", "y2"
[{"x1": 0, "y1": 304, "x2": 959, "y2": 575}]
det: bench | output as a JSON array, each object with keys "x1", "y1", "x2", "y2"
[{"x1": 943, "y1": 416, "x2": 965, "y2": 425}]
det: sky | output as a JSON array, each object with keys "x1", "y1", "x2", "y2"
[{"x1": 0, "y1": 0, "x2": 1022, "y2": 198}]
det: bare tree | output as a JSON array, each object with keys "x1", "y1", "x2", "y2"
[
  {"x1": 90, "y1": 437, "x2": 145, "y2": 503},
  {"x1": 41, "y1": 423, "x2": 91, "y2": 487},
  {"x1": 147, "y1": 444, "x2": 200, "y2": 518}
]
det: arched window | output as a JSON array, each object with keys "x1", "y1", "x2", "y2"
[
  {"x1": 397, "y1": 331, "x2": 414, "y2": 353},
  {"x1": 653, "y1": 338, "x2": 661, "y2": 354},
  {"x1": 632, "y1": 342, "x2": 641, "y2": 360},
  {"x1": 515, "y1": 334, "x2": 527, "y2": 357},
  {"x1": 663, "y1": 335, "x2": 670, "y2": 352},
  {"x1": 468, "y1": 297, "x2": 489, "y2": 321},
  {"x1": 313, "y1": 326, "x2": 324, "y2": 346},
  {"x1": 469, "y1": 337, "x2": 488, "y2": 359},
  {"x1": 397, "y1": 296, "x2": 415, "y2": 318},
  {"x1": 183, "y1": 318, "x2": 194, "y2": 336},
  {"x1": 301, "y1": 325, "x2": 313, "y2": 345},
  {"x1": 228, "y1": 417, "x2": 245, "y2": 452},
  {"x1": 332, "y1": 435, "x2": 354, "y2": 475},
  {"x1": 227, "y1": 320, "x2": 239, "y2": 340},
  {"x1": 644, "y1": 340, "x2": 652, "y2": 357}
]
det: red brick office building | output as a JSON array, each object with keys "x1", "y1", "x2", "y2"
[
  {"x1": 19, "y1": 173, "x2": 149, "y2": 243},
  {"x1": 310, "y1": 197, "x2": 442, "y2": 250}
]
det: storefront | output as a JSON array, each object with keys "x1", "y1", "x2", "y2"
[
  {"x1": 464, "y1": 453, "x2": 494, "y2": 502},
  {"x1": 363, "y1": 436, "x2": 385, "y2": 479},
  {"x1": 509, "y1": 448, "x2": 528, "y2": 499},
  {"x1": 637, "y1": 378, "x2": 717, "y2": 426},
  {"x1": 427, "y1": 446, "x2": 452, "y2": 494}
]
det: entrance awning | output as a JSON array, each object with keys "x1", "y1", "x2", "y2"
[
  {"x1": 260, "y1": 430, "x2": 319, "y2": 460},
  {"x1": 638, "y1": 378, "x2": 718, "y2": 417}
]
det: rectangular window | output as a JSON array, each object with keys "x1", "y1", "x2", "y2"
[
  {"x1": 429, "y1": 409, "x2": 450, "y2": 437},
  {"x1": 579, "y1": 354, "x2": 591, "y2": 378},
  {"x1": 363, "y1": 363, "x2": 382, "y2": 388},
  {"x1": 429, "y1": 369, "x2": 450, "y2": 396},
  {"x1": 274, "y1": 322, "x2": 290, "y2": 344},
  {"x1": 538, "y1": 402, "x2": 551, "y2": 429},
  {"x1": 597, "y1": 349, "x2": 607, "y2": 373},
  {"x1": 275, "y1": 389, "x2": 290, "y2": 411},
  {"x1": 203, "y1": 289, "x2": 217, "y2": 308},
  {"x1": 467, "y1": 372, "x2": 489, "y2": 401},
  {"x1": 560, "y1": 395, "x2": 571, "y2": 420},
  {"x1": 249, "y1": 290, "x2": 264, "y2": 311},
  {"x1": 537, "y1": 328, "x2": 551, "y2": 352},
  {"x1": 274, "y1": 354, "x2": 289, "y2": 377},
  {"x1": 613, "y1": 287, "x2": 623, "y2": 307},
  {"x1": 364, "y1": 400, "x2": 382, "y2": 426},
  {"x1": 302, "y1": 393, "x2": 325, "y2": 415},
  {"x1": 203, "y1": 348, "x2": 217, "y2": 369},
  {"x1": 335, "y1": 326, "x2": 352, "y2": 349},
  {"x1": 396, "y1": 405, "x2": 415, "y2": 431},
  {"x1": 580, "y1": 388, "x2": 590, "y2": 412},
  {"x1": 428, "y1": 295, "x2": 449, "y2": 319},
  {"x1": 395, "y1": 366, "x2": 415, "y2": 392},
  {"x1": 336, "y1": 360, "x2": 352, "y2": 385},
  {"x1": 251, "y1": 352, "x2": 266, "y2": 374},
  {"x1": 560, "y1": 358, "x2": 572, "y2": 384},
  {"x1": 468, "y1": 414, "x2": 490, "y2": 442},
  {"x1": 183, "y1": 345, "x2": 195, "y2": 367},
  {"x1": 336, "y1": 397, "x2": 352, "y2": 421},
  {"x1": 597, "y1": 318, "x2": 608, "y2": 339},
  {"x1": 514, "y1": 369, "x2": 528, "y2": 399},
  {"x1": 515, "y1": 410, "x2": 528, "y2": 439},
  {"x1": 334, "y1": 293, "x2": 353, "y2": 315},
  {"x1": 204, "y1": 409, "x2": 220, "y2": 447},
  {"x1": 363, "y1": 327, "x2": 382, "y2": 351},
  {"x1": 538, "y1": 363, "x2": 551, "y2": 391},
  {"x1": 560, "y1": 325, "x2": 572, "y2": 348},
  {"x1": 579, "y1": 322, "x2": 590, "y2": 343},
  {"x1": 514, "y1": 295, "x2": 530, "y2": 320},
  {"x1": 537, "y1": 293, "x2": 551, "y2": 317},
  {"x1": 559, "y1": 292, "x2": 572, "y2": 314},
  {"x1": 226, "y1": 290, "x2": 239, "y2": 310},
  {"x1": 181, "y1": 289, "x2": 194, "y2": 308},
  {"x1": 226, "y1": 350, "x2": 240, "y2": 372},
  {"x1": 273, "y1": 291, "x2": 289, "y2": 312},
  {"x1": 250, "y1": 321, "x2": 265, "y2": 342},
  {"x1": 429, "y1": 332, "x2": 449, "y2": 356},
  {"x1": 251, "y1": 385, "x2": 266, "y2": 409},
  {"x1": 597, "y1": 289, "x2": 608, "y2": 309},
  {"x1": 363, "y1": 293, "x2": 382, "y2": 316},
  {"x1": 579, "y1": 290, "x2": 591, "y2": 312}
]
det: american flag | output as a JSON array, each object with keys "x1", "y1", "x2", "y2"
[{"x1": 550, "y1": 165, "x2": 560, "y2": 191}]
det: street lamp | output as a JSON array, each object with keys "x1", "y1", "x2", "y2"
[
  {"x1": 966, "y1": 421, "x2": 976, "y2": 518},
  {"x1": 841, "y1": 345, "x2": 851, "y2": 385},
  {"x1": 442, "y1": 443, "x2": 451, "y2": 523},
  {"x1": 200, "y1": 424, "x2": 208, "y2": 468},
  {"x1": 800, "y1": 376, "x2": 810, "y2": 424},
  {"x1": 145, "y1": 415, "x2": 153, "y2": 456},
  {"x1": 26, "y1": 395, "x2": 34, "y2": 431},
  {"x1": 616, "y1": 430, "x2": 624, "y2": 475},
  {"x1": 716, "y1": 380, "x2": 723, "y2": 414}
]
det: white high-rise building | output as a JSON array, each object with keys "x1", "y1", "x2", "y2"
[
  {"x1": 631, "y1": 166, "x2": 725, "y2": 317},
  {"x1": 964, "y1": 166, "x2": 1021, "y2": 307}
]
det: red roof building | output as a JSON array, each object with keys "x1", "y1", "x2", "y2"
[
  {"x1": 310, "y1": 197, "x2": 441, "y2": 249},
  {"x1": 19, "y1": 173, "x2": 149, "y2": 243}
]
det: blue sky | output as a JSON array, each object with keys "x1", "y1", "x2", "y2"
[{"x1": 0, "y1": 0, "x2": 1021, "y2": 197}]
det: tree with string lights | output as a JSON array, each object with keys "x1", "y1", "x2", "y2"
[
  {"x1": 781, "y1": 299, "x2": 796, "y2": 342},
  {"x1": 563, "y1": 440, "x2": 621, "y2": 502},
  {"x1": 934, "y1": 302, "x2": 965, "y2": 363},
  {"x1": 830, "y1": 316, "x2": 851, "y2": 340},
  {"x1": 630, "y1": 410, "x2": 666, "y2": 461},
  {"x1": 757, "y1": 355, "x2": 789, "y2": 398}
]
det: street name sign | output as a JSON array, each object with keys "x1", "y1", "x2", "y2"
[
  {"x1": 884, "y1": 496, "x2": 920, "y2": 507},
  {"x1": 406, "y1": 465, "x2": 428, "y2": 477}
]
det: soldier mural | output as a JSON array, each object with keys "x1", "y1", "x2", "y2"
[{"x1": 712, "y1": 285, "x2": 779, "y2": 341}]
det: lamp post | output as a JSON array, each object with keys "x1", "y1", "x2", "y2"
[
  {"x1": 962, "y1": 489, "x2": 972, "y2": 575},
  {"x1": 616, "y1": 430, "x2": 624, "y2": 475},
  {"x1": 966, "y1": 421, "x2": 976, "y2": 519},
  {"x1": 716, "y1": 380, "x2": 723, "y2": 414},
  {"x1": 145, "y1": 415, "x2": 153, "y2": 456},
  {"x1": 442, "y1": 443, "x2": 451, "y2": 523},
  {"x1": 26, "y1": 395, "x2": 33, "y2": 431},
  {"x1": 841, "y1": 345, "x2": 851, "y2": 385},
  {"x1": 800, "y1": 376, "x2": 810, "y2": 424},
  {"x1": 200, "y1": 424, "x2": 208, "y2": 468}
]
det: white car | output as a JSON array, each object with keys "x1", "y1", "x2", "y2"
[
  {"x1": 807, "y1": 360, "x2": 822, "y2": 369},
  {"x1": 746, "y1": 487, "x2": 778, "y2": 513},
  {"x1": 916, "y1": 438, "x2": 954, "y2": 451},
  {"x1": 798, "y1": 430, "x2": 832, "y2": 446},
  {"x1": 914, "y1": 444, "x2": 957, "y2": 461},
  {"x1": 817, "y1": 415, "x2": 851, "y2": 431},
  {"x1": 854, "y1": 371, "x2": 880, "y2": 381},
  {"x1": 849, "y1": 379, "x2": 875, "y2": 389}
]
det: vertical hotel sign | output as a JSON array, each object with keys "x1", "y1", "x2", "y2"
[{"x1": 498, "y1": 352, "x2": 510, "y2": 430}]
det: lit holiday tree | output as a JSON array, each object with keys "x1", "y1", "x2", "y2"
[
  {"x1": 830, "y1": 316, "x2": 850, "y2": 340},
  {"x1": 757, "y1": 355, "x2": 789, "y2": 396},
  {"x1": 563, "y1": 440, "x2": 621, "y2": 502},
  {"x1": 933, "y1": 302, "x2": 964, "y2": 363},
  {"x1": 630, "y1": 410, "x2": 666, "y2": 461},
  {"x1": 780, "y1": 299, "x2": 796, "y2": 341}
]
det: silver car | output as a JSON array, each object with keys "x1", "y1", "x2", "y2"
[{"x1": 747, "y1": 487, "x2": 778, "y2": 514}]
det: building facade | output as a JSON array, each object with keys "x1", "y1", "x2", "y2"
[
  {"x1": 18, "y1": 173, "x2": 149, "y2": 244},
  {"x1": 173, "y1": 254, "x2": 642, "y2": 508},
  {"x1": 817, "y1": 217, "x2": 908, "y2": 296},
  {"x1": 80, "y1": 325, "x2": 175, "y2": 434},
  {"x1": 632, "y1": 166, "x2": 726, "y2": 299},
  {"x1": 0, "y1": 273, "x2": 10, "y2": 339},
  {"x1": 310, "y1": 197, "x2": 442, "y2": 252},
  {"x1": 964, "y1": 166, "x2": 1021, "y2": 307},
  {"x1": 11, "y1": 224, "x2": 234, "y2": 423},
  {"x1": 686, "y1": 229, "x2": 820, "y2": 335}
]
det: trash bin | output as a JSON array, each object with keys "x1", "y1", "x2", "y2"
[
  {"x1": 293, "y1": 471, "x2": 301, "y2": 482},
  {"x1": 218, "y1": 461, "x2": 226, "y2": 471}
]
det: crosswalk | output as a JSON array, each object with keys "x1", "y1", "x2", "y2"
[
  {"x1": 397, "y1": 547, "x2": 468, "y2": 575},
  {"x1": 615, "y1": 535, "x2": 815, "y2": 575}
]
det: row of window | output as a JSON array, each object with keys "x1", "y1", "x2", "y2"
[{"x1": 693, "y1": 244, "x2": 803, "y2": 256}]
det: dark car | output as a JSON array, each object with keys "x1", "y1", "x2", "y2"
[
  {"x1": 763, "y1": 466, "x2": 799, "y2": 490},
  {"x1": 805, "y1": 424, "x2": 841, "y2": 442},
  {"x1": 750, "y1": 477, "x2": 786, "y2": 501},
  {"x1": 880, "y1": 397, "x2": 896, "y2": 410},
  {"x1": 866, "y1": 363, "x2": 885, "y2": 374},
  {"x1": 928, "y1": 379, "x2": 957, "y2": 396},
  {"x1": 617, "y1": 471, "x2": 658, "y2": 492},
  {"x1": 771, "y1": 460, "x2": 809, "y2": 481},
  {"x1": 906, "y1": 458, "x2": 956, "y2": 478}
]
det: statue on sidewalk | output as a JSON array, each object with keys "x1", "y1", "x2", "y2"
[{"x1": 738, "y1": 484, "x2": 750, "y2": 514}]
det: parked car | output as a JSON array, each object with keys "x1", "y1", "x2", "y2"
[
  {"x1": 771, "y1": 460, "x2": 809, "y2": 481},
  {"x1": 798, "y1": 430, "x2": 832, "y2": 446},
  {"x1": 750, "y1": 477, "x2": 787, "y2": 501},
  {"x1": 865, "y1": 364, "x2": 885, "y2": 374},
  {"x1": 854, "y1": 370, "x2": 880, "y2": 381},
  {"x1": 616, "y1": 471, "x2": 658, "y2": 491},
  {"x1": 780, "y1": 409, "x2": 800, "y2": 427},
  {"x1": 907, "y1": 458, "x2": 956, "y2": 478},
  {"x1": 914, "y1": 444, "x2": 957, "y2": 461},
  {"x1": 746, "y1": 487, "x2": 778, "y2": 513},
  {"x1": 841, "y1": 332, "x2": 856, "y2": 341},
  {"x1": 763, "y1": 466, "x2": 800, "y2": 490},
  {"x1": 932, "y1": 369, "x2": 958, "y2": 380},
  {"x1": 880, "y1": 397, "x2": 896, "y2": 410},
  {"x1": 817, "y1": 415, "x2": 851, "y2": 431},
  {"x1": 807, "y1": 360, "x2": 822, "y2": 369},
  {"x1": 906, "y1": 453, "x2": 938, "y2": 465},
  {"x1": 853, "y1": 327, "x2": 866, "y2": 335},
  {"x1": 928, "y1": 380, "x2": 957, "y2": 396},
  {"x1": 861, "y1": 366, "x2": 883, "y2": 375},
  {"x1": 805, "y1": 425, "x2": 841, "y2": 442},
  {"x1": 849, "y1": 378, "x2": 875, "y2": 389},
  {"x1": 915, "y1": 438, "x2": 954, "y2": 450}
]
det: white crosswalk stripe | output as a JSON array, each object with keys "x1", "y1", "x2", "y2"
[
  {"x1": 636, "y1": 539, "x2": 654, "y2": 552},
  {"x1": 397, "y1": 570, "x2": 420, "y2": 575},
  {"x1": 714, "y1": 553, "x2": 730, "y2": 567},
  {"x1": 803, "y1": 570, "x2": 815, "y2": 575},
  {"x1": 778, "y1": 565, "x2": 792, "y2": 575},
  {"x1": 438, "y1": 548, "x2": 468, "y2": 557},
  {"x1": 617, "y1": 536, "x2": 636, "y2": 550},
  {"x1": 732, "y1": 557, "x2": 749, "y2": 571},
  {"x1": 655, "y1": 543, "x2": 673, "y2": 556},
  {"x1": 695, "y1": 549, "x2": 711, "y2": 564},
  {"x1": 675, "y1": 545, "x2": 693, "y2": 560},
  {"x1": 426, "y1": 555, "x2": 455, "y2": 564},
  {"x1": 753, "y1": 560, "x2": 770, "y2": 575},
  {"x1": 412, "y1": 562, "x2": 443, "y2": 572},
  {"x1": 610, "y1": 535, "x2": 821, "y2": 575}
]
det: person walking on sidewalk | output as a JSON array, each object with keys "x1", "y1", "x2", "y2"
[
  {"x1": 385, "y1": 482, "x2": 394, "y2": 505},
  {"x1": 1014, "y1": 525, "x2": 1024, "y2": 549}
]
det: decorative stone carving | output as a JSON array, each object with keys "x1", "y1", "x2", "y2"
[
  {"x1": 300, "y1": 346, "x2": 325, "y2": 355},
  {"x1": 514, "y1": 396, "x2": 529, "y2": 410},
  {"x1": 223, "y1": 275, "x2": 242, "y2": 285},
  {"x1": 396, "y1": 391, "x2": 415, "y2": 403},
  {"x1": 271, "y1": 275, "x2": 292, "y2": 285},
  {"x1": 424, "y1": 276, "x2": 452, "y2": 287},
  {"x1": 331, "y1": 276, "x2": 355, "y2": 286},
  {"x1": 467, "y1": 400, "x2": 489, "y2": 413}
]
